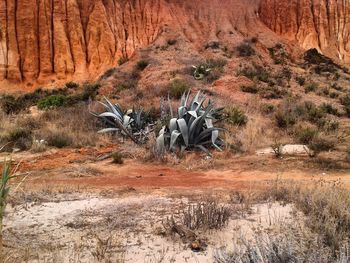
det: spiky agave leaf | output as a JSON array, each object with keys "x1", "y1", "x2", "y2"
[
  {"x1": 170, "y1": 130, "x2": 182, "y2": 151},
  {"x1": 156, "y1": 128, "x2": 166, "y2": 155},
  {"x1": 169, "y1": 118, "x2": 178, "y2": 135},
  {"x1": 103, "y1": 96, "x2": 123, "y2": 122},
  {"x1": 92, "y1": 97, "x2": 145, "y2": 144},
  {"x1": 156, "y1": 90, "x2": 225, "y2": 155},
  {"x1": 97, "y1": 128, "x2": 120, "y2": 134},
  {"x1": 177, "y1": 118, "x2": 189, "y2": 147}
]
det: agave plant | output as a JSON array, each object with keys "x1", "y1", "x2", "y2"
[
  {"x1": 192, "y1": 64, "x2": 212, "y2": 80},
  {"x1": 91, "y1": 97, "x2": 152, "y2": 144},
  {"x1": 156, "y1": 91, "x2": 224, "y2": 155}
]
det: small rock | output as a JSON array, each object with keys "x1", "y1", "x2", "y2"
[{"x1": 190, "y1": 239, "x2": 206, "y2": 252}]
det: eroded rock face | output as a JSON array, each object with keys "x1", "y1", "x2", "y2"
[
  {"x1": 0, "y1": 0, "x2": 168, "y2": 84},
  {"x1": 259, "y1": 0, "x2": 350, "y2": 63},
  {"x1": 0, "y1": 0, "x2": 263, "y2": 86},
  {"x1": 1, "y1": 0, "x2": 350, "y2": 86}
]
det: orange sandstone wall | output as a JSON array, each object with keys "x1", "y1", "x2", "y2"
[{"x1": 259, "y1": 0, "x2": 350, "y2": 63}]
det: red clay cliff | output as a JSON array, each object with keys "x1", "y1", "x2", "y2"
[{"x1": 0, "y1": 0, "x2": 349, "y2": 86}]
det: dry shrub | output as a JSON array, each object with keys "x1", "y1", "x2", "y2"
[
  {"x1": 111, "y1": 152, "x2": 124, "y2": 164},
  {"x1": 0, "y1": 113, "x2": 34, "y2": 151},
  {"x1": 214, "y1": 223, "x2": 346, "y2": 263},
  {"x1": 267, "y1": 179, "x2": 350, "y2": 255},
  {"x1": 1, "y1": 103, "x2": 108, "y2": 151},
  {"x1": 182, "y1": 201, "x2": 231, "y2": 230},
  {"x1": 163, "y1": 200, "x2": 231, "y2": 242},
  {"x1": 214, "y1": 180, "x2": 350, "y2": 263},
  {"x1": 235, "y1": 117, "x2": 277, "y2": 153},
  {"x1": 37, "y1": 104, "x2": 103, "y2": 148}
]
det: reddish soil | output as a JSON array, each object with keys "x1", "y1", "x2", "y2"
[{"x1": 3, "y1": 146, "x2": 349, "y2": 192}]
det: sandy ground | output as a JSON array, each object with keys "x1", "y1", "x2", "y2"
[
  {"x1": 0, "y1": 146, "x2": 348, "y2": 262},
  {"x1": 4, "y1": 192, "x2": 294, "y2": 263}
]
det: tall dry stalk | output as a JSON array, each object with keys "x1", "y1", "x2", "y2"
[{"x1": 0, "y1": 158, "x2": 15, "y2": 262}]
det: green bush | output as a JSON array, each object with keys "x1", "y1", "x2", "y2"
[
  {"x1": 46, "y1": 132, "x2": 72, "y2": 148},
  {"x1": 111, "y1": 152, "x2": 124, "y2": 164},
  {"x1": 296, "y1": 76, "x2": 306, "y2": 86},
  {"x1": 309, "y1": 136, "x2": 336, "y2": 155},
  {"x1": 275, "y1": 111, "x2": 297, "y2": 129},
  {"x1": 317, "y1": 118, "x2": 339, "y2": 132},
  {"x1": 268, "y1": 44, "x2": 289, "y2": 64},
  {"x1": 137, "y1": 60, "x2": 149, "y2": 71},
  {"x1": 340, "y1": 94, "x2": 350, "y2": 117},
  {"x1": 37, "y1": 95, "x2": 67, "y2": 110},
  {"x1": 65, "y1": 81, "x2": 79, "y2": 89},
  {"x1": 0, "y1": 128, "x2": 33, "y2": 151},
  {"x1": 118, "y1": 57, "x2": 128, "y2": 66},
  {"x1": 169, "y1": 79, "x2": 190, "y2": 99},
  {"x1": 80, "y1": 83, "x2": 100, "y2": 101},
  {"x1": 7, "y1": 128, "x2": 31, "y2": 142},
  {"x1": 259, "y1": 86, "x2": 288, "y2": 99},
  {"x1": 240, "y1": 85, "x2": 258, "y2": 94},
  {"x1": 320, "y1": 103, "x2": 339, "y2": 116},
  {"x1": 295, "y1": 127, "x2": 318, "y2": 144},
  {"x1": 305, "y1": 83, "x2": 318, "y2": 93},
  {"x1": 329, "y1": 92, "x2": 339, "y2": 99},
  {"x1": 260, "y1": 103, "x2": 275, "y2": 114},
  {"x1": 239, "y1": 64, "x2": 270, "y2": 83},
  {"x1": 0, "y1": 95, "x2": 21, "y2": 114},
  {"x1": 306, "y1": 105, "x2": 326, "y2": 123},
  {"x1": 225, "y1": 107, "x2": 248, "y2": 126}
]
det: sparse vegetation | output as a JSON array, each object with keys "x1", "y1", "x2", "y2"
[
  {"x1": 296, "y1": 76, "x2": 306, "y2": 86},
  {"x1": 169, "y1": 79, "x2": 190, "y2": 99},
  {"x1": 260, "y1": 103, "x2": 275, "y2": 114},
  {"x1": 268, "y1": 43, "x2": 289, "y2": 64},
  {"x1": 275, "y1": 108, "x2": 297, "y2": 129},
  {"x1": 239, "y1": 64, "x2": 270, "y2": 83},
  {"x1": 0, "y1": 158, "x2": 16, "y2": 261},
  {"x1": 237, "y1": 42, "x2": 255, "y2": 57},
  {"x1": 137, "y1": 60, "x2": 149, "y2": 71},
  {"x1": 295, "y1": 126, "x2": 318, "y2": 144},
  {"x1": 182, "y1": 201, "x2": 231, "y2": 230},
  {"x1": 305, "y1": 82, "x2": 318, "y2": 93},
  {"x1": 340, "y1": 94, "x2": 350, "y2": 117},
  {"x1": 309, "y1": 136, "x2": 336, "y2": 156},
  {"x1": 192, "y1": 59, "x2": 227, "y2": 82},
  {"x1": 259, "y1": 85, "x2": 288, "y2": 99},
  {"x1": 37, "y1": 95, "x2": 67, "y2": 110},
  {"x1": 320, "y1": 103, "x2": 339, "y2": 116},
  {"x1": 225, "y1": 107, "x2": 248, "y2": 126},
  {"x1": 111, "y1": 152, "x2": 124, "y2": 164},
  {"x1": 240, "y1": 84, "x2": 258, "y2": 94},
  {"x1": 65, "y1": 81, "x2": 79, "y2": 89},
  {"x1": 45, "y1": 131, "x2": 73, "y2": 148},
  {"x1": 118, "y1": 56, "x2": 128, "y2": 66}
]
